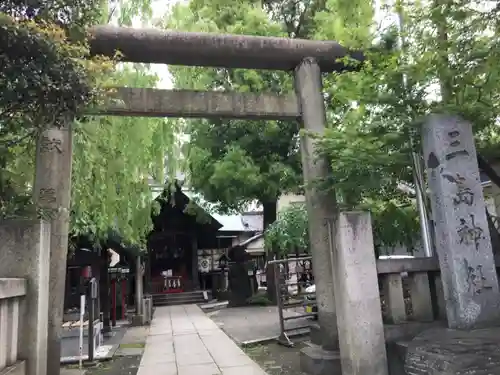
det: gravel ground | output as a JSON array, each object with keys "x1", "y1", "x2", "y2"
[
  {"x1": 244, "y1": 338, "x2": 308, "y2": 375},
  {"x1": 207, "y1": 306, "x2": 310, "y2": 344}
]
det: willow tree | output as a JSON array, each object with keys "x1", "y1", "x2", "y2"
[
  {"x1": 71, "y1": 66, "x2": 180, "y2": 247},
  {"x1": 0, "y1": 0, "x2": 177, "y2": 246}
]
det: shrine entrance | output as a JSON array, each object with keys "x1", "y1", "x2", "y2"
[
  {"x1": 148, "y1": 234, "x2": 194, "y2": 294},
  {"x1": 146, "y1": 185, "x2": 223, "y2": 295}
]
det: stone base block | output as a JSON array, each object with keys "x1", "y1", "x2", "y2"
[
  {"x1": 300, "y1": 344, "x2": 341, "y2": 375},
  {"x1": 405, "y1": 327, "x2": 500, "y2": 374}
]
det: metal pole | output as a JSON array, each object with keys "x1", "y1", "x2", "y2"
[
  {"x1": 412, "y1": 152, "x2": 433, "y2": 256},
  {"x1": 121, "y1": 278, "x2": 126, "y2": 320},
  {"x1": 88, "y1": 279, "x2": 96, "y2": 362},
  {"x1": 79, "y1": 294, "x2": 86, "y2": 369},
  {"x1": 111, "y1": 279, "x2": 116, "y2": 327}
]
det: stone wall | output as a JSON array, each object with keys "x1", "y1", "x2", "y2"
[{"x1": 0, "y1": 220, "x2": 51, "y2": 375}]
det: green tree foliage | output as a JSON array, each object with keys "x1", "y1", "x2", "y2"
[
  {"x1": 165, "y1": 0, "x2": 303, "y2": 229},
  {"x1": 310, "y1": 0, "x2": 500, "y2": 248},
  {"x1": 265, "y1": 200, "x2": 420, "y2": 256},
  {"x1": 0, "y1": 0, "x2": 112, "y2": 217},
  {"x1": 265, "y1": 204, "x2": 309, "y2": 256}
]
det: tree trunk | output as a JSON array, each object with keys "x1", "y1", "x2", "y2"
[
  {"x1": 262, "y1": 200, "x2": 278, "y2": 259},
  {"x1": 432, "y1": 0, "x2": 453, "y2": 103},
  {"x1": 262, "y1": 200, "x2": 278, "y2": 230}
]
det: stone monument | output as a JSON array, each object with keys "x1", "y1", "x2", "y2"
[
  {"x1": 422, "y1": 113, "x2": 500, "y2": 329},
  {"x1": 402, "y1": 114, "x2": 500, "y2": 375}
]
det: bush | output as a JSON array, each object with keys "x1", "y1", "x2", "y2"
[{"x1": 246, "y1": 294, "x2": 272, "y2": 306}]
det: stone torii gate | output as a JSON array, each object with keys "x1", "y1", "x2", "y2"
[{"x1": 35, "y1": 26, "x2": 387, "y2": 375}]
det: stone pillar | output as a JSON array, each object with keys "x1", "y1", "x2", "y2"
[
  {"x1": 422, "y1": 114, "x2": 500, "y2": 329},
  {"x1": 0, "y1": 220, "x2": 51, "y2": 375},
  {"x1": 332, "y1": 212, "x2": 388, "y2": 375},
  {"x1": 33, "y1": 126, "x2": 73, "y2": 375},
  {"x1": 295, "y1": 57, "x2": 338, "y2": 349}
]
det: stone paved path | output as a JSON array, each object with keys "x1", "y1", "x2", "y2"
[{"x1": 137, "y1": 305, "x2": 268, "y2": 375}]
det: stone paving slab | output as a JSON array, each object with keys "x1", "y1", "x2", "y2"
[{"x1": 137, "y1": 305, "x2": 268, "y2": 375}]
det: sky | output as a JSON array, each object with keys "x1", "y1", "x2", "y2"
[{"x1": 129, "y1": 0, "x2": 183, "y2": 89}]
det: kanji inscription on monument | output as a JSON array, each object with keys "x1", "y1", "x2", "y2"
[
  {"x1": 422, "y1": 114, "x2": 500, "y2": 329},
  {"x1": 40, "y1": 136, "x2": 63, "y2": 153},
  {"x1": 38, "y1": 188, "x2": 57, "y2": 205}
]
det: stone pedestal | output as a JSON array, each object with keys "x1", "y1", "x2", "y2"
[
  {"x1": 0, "y1": 220, "x2": 51, "y2": 375},
  {"x1": 130, "y1": 314, "x2": 145, "y2": 327},
  {"x1": 422, "y1": 114, "x2": 500, "y2": 328},
  {"x1": 309, "y1": 322, "x2": 322, "y2": 346},
  {"x1": 300, "y1": 344, "x2": 341, "y2": 375},
  {"x1": 332, "y1": 212, "x2": 388, "y2": 375}
]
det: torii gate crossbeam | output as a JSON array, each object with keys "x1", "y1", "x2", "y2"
[{"x1": 88, "y1": 25, "x2": 363, "y2": 72}]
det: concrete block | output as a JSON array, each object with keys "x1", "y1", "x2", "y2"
[
  {"x1": 300, "y1": 344, "x2": 341, "y2": 375},
  {"x1": 0, "y1": 221, "x2": 50, "y2": 375}
]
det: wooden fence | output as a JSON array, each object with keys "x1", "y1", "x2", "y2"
[{"x1": 0, "y1": 278, "x2": 26, "y2": 375}]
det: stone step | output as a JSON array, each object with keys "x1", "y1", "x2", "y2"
[
  {"x1": 152, "y1": 291, "x2": 210, "y2": 306},
  {"x1": 154, "y1": 298, "x2": 206, "y2": 306}
]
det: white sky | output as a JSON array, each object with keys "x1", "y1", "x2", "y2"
[{"x1": 128, "y1": 0, "x2": 184, "y2": 89}]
